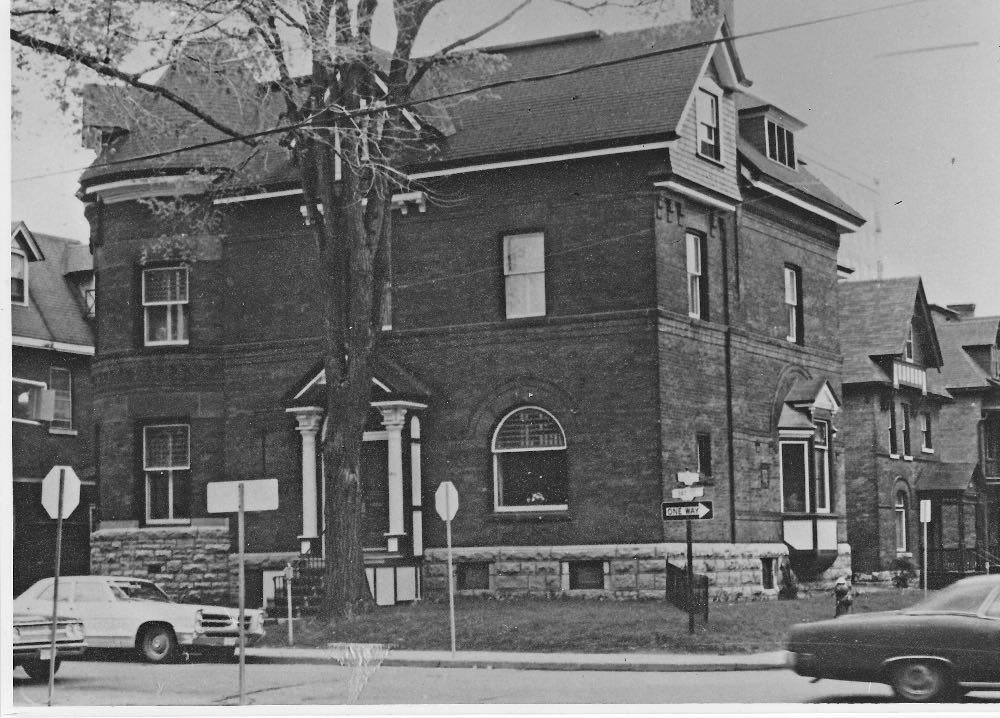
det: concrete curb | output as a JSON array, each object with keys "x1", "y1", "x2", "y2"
[{"x1": 245, "y1": 646, "x2": 789, "y2": 672}]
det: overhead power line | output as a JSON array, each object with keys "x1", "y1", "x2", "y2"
[{"x1": 12, "y1": 0, "x2": 940, "y2": 184}]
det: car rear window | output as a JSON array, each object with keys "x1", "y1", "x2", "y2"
[
  {"x1": 910, "y1": 581, "x2": 993, "y2": 614},
  {"x1": 110, "y1": 581, "x2": 172, "y2": 602}
]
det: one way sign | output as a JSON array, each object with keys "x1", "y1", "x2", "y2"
[{"x1": 661, "y1": 500, "x2": 714, "y2": 521}]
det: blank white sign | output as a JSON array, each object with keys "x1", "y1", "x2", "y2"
[{"x1": 207, "y1": 479, "x2": 279, "y2": 513}]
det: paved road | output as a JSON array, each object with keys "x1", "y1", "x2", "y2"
[{"x1": 11, "y1": 656, "x2": 1000, "y2": 707}]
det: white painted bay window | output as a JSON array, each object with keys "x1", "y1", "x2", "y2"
[
  {"x1": 812, "y1": 420, "x2": 831, "y2": 513},
  {"x1": 503, "y1": 233, "x2": 545, "y2": 319},
  {"x1": 142, "y1": 266, "x2": 189, "y2": 345}
]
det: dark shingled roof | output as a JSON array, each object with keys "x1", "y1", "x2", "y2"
[
  {"x1": 916, "y1": 462, "x2": 982, "y2": 493},
  {"x1": 80, "y1": 20, "x2": 724, "y2": 187},
  {"x1": 839, "y1": 277, "x2": 947, "y2": 392},
  {"x1": 738, "y1": 139, "x2": 864, "y2": 226},
  {"x1": 12, "y1": 230, "x2": 94, "y2": 349},
  {"x1": 933, "y1": 314, "x2": 1000, "y2": 390}
]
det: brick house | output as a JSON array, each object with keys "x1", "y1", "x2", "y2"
[
  {"x1": 80, "y1": 12, "x2": 865, "y2": 608},
  {"x1": 839, "y1": 278, "x2": 996, "y2": 586},
  {"x1": 931, "y1": 304, "x2": 1000, "y2": 574},
  {"x1": 11, "y1": 221, "x2": 96, "y2": 596}
]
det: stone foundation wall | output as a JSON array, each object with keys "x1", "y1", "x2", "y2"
[
  {"x1": 90, "y1": 525, "x2": 232, "y2": 605},
  {"x1": 423, "y1": 543, "x2": 793, "y2": 601}
]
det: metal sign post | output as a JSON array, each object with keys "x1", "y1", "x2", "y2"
[
  {"x1": 435, "y1": 482, "x2": 459, "y2": 656},
  {"x1": 206, "y1": 478, "x2": 279, "y2": 707},
  {"x1": 47, "y1": 469, "x2": 64, "y2": 707},
  {"x1": 920, "y1": 499, "x2": 931, "y2": 597},
  {"x1": 237, "y1": 482, "x2": 246, "y2": 706},
  {"x1": 40, "y1": 466, "x2": 80, "y2": 707},
  {"x1": 669, "y1": 472, "x2": 710, "y2": 635},
  {"x1": 686, "y1": 518, "x2": 695, "y2": 635},
  {"x1": 285, "y1": 563, "x2": 295, "y2": 646}
]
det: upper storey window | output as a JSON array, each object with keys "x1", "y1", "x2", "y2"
[
  {"x1": 503, "y1": 233, "x2": 546, "y2": 319},
  {"x1": 904, "y1": 323, "x2": 915, "y2": 362},
  {"x1": 784, "y1": 264, "x2": 803, "y2": 344},
  {"x1": 142, "y1": 266, "x2": 189, "y2": 346},
  {"x1": 11, "y1": 249, "x2": 27, "y2": 304},
  {"x1": 766, "y1": 119, "x2": 796, "y2": 169},
  {"x1": 697, "y1": 88, "x2": 721, "y2": 162}
]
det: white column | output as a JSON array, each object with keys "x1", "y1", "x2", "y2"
[
  {"x1": 292, "y1": 408, "x2": 323, "y2": 554},
  {"x1": 410, "y1": 416, "x2": 423, "y2": 556},
  {"x1": 380, "y1": 406, "x2": 408, "y2": 553}
]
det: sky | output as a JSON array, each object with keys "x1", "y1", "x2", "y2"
[{"x1": 7, "y1": 0, "x2": 1000, "y2": 314}]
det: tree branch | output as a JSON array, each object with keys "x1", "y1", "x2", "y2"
[{"x1": 11, "y1": 28, "x2": 255, "y2": 145}]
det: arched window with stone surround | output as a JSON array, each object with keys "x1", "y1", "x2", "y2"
[
  {"x1": 895, "y1": 487, "x2": 910, "y2": 552},
  {"x1": 492, "y1": 406, "x2": 567, "y2": 512}
]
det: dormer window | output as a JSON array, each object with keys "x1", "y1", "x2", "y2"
[
  {"x1": 11, "y1": 249, "x2": 27, "y2": 304},
  {"x1": 904, "y1": 324, "x2": 914, "y2": 362},
  {"x1": 697, "y1": 88, "x2": 721, "y2": 162},
  {"x1": 766, "y1": 119, "x2": 796, "y2": 168}
]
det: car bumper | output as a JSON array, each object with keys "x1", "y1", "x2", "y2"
[
  {"x1": 185, "y1": 632, "x2": 265, "y2": 648},
  {"x1": 13, "y1": 643, "x2": 87, "y2": 663}
]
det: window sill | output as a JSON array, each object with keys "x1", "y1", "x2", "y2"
[
  {"x1": 13, "y1": 418, "x2": 41, "y2": 426},
  {"x1": 490, "y1": 511, "x2": 572, "y2": 523},
  {"x1": 888, "y1": 453, "x2": 900, "y2": 460},
  {"x1": 49, "y1": 427, "x2": 78, "y2": 436},
  {"x1": 696, "y1": 151, "x2": 725, "y2": 168},
  {"x1": 903, "y1": 455, "x2": 914, "y2": 462},
  {"x1": 921, "y1": 448, "x2": 934, "y2": 454},
  {"x1": 144, "y1": 519, "x2": 192, "y2": 527}
]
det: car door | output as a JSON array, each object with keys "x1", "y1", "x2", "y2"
[{"x1": 71, "y1": 580, "x2": 120, "y2": 647}]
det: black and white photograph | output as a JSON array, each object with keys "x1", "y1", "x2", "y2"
[{"x1": 6, "y1": 0, "x2": 1000, "y2": 712}]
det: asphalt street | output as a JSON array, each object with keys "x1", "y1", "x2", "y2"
[{"x1": 9, "y1": 655, "x2": 1000, "y2": 707}]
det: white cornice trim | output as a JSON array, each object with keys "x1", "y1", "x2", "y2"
[
  {"x1": 214, "y1": 188, "x2": 302, "y2": 205},
  {"x1": 13, "y1": 336, "x2": 95, "y2": 355},
  {"x1": 85, "y1": 175, "x2": 213, "y2": 204},
  {"x1": 741, "y1": 167, "x2": 864, "y2": 231},
  {"x1": 653, "y1": 180, "x2": 738, "y2": 211}
]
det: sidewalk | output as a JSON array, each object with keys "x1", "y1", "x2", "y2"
[{"x1": 245, "y1": 645, "x2": 789, "y2": 672}]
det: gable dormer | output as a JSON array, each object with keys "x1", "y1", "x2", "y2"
[
  {"x1": 11, "y1": 222, "x2": 44, "y2": 306},
  {"x1": 736, "y1": 94, "x2": 806, "y2": 170}
]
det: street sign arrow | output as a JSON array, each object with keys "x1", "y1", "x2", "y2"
[{"x1": 661, "y1": 500, "x2": 714, "y2": 521}]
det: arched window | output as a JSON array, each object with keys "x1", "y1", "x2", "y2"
[
  {"x1": 895, "y1": 489, "x2": 909, "y2": 552},
  {"x1": 492, "y1": 407, "x2": 567, "y2": 512}
]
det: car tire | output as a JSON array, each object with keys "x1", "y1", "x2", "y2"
[
  {"x1": 22, "y1": 659, "x2": 59, "y2": 682},
  {"x1": 890, "y1": 660, "x2": 956, "y2": 702},
  {"x1": 138, "y1": 624, "x2": 177, "y2": 663}
]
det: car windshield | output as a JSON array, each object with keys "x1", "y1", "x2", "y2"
[
  {"x1": 110, "y1": 581, "x2": 172, "y2": 602},
  {"x1": 907, "y1": 580, "x2": 993, "y2": 614}
]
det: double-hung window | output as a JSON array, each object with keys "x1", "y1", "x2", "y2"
[
  {"x1": 49, "y1": 367, "x2": 73, "y2": 431},
  {"x1": 696, "y1": 432, "x2": 713, "y2": 478},
  {"x1": 784, "y1": 265, "x2": 802, "y2": 343},
  {"x1": 904, "y1": 324, "x2": 914, "y2": 362},
  {"x1": 686, "y1": 232, "x2": 708, "y2": 319},
  {"x1": 779, "y1": 440, "x2": 809, "y2": 513},
  {"x1": 697, "y1": 89, "x2": 721, "y2": 161},
  {"x1": 887, "y1": 400, "x2": 899, "y2": 455},
  {"x1": 901, "y1": 403, "x2": 912, "y2": 457},
  {"x1": 921, "y1": 412, "x2": 933, "y2": 452},
  {"x1": 143, "y1": 424, "x2": 191, "y2": 524},
  {"x1": 142, "y1": 266, "x2": 189, "y2": 346},
  {"x1": 894, "y1": 490, "x2": 909, "y2": 552},
  {"x1": 503, "y1": 233, "x2": 545, "y2": 319},
  {"x1": 11, "y1": 249, "x2": 27, "y2": 304},
  {"x1": 493, "y1": 407, "x2": 567, "y2": 511},
  {"x1": 766, "y1": 120, "x2": 796, "y2": 168},
  {"x1": 812, "y1": 420, "x2": 831, "y2": 513}
]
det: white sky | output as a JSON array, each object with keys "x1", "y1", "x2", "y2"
[{"x1": 8, "y1": 0, "x2": 1000, "y2": 314}]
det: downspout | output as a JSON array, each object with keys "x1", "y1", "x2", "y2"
[{"x1": 722, "y1": 209, "x2": 737, "y2": 543}]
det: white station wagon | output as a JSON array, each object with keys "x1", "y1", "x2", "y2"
[{"x1": 14, "y1": 576, "x2": 265, "y2": 663}]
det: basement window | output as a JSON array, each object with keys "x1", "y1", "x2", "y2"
[
  {"x1": 457, "y1": 562, "x2": 491, "y2": 591},
  {"x1": 567, "y1": 560, "x2": 607, "y2": 590}
]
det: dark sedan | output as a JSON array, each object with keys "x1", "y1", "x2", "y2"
[{"x1": 786, "y1": 575, "x2": 1000, "y2": 701}]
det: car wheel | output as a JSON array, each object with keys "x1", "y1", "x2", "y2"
[
  {"x1": 138, "y1": 624, "x2": 177, "y2": 663},
  {"x1": 22, "y1": 659, "x2": 59, "y2": 682},
  {"x1": 890, "y1": 660, "x2": 955, "y2": 702}
]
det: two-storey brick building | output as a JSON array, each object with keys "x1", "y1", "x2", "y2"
[
  {"x1": 81, "y1": 13, "x2": 865, "y2": 607},
  {"x1": 11, "y1": 222, "x2": 96, "y2": 596}
]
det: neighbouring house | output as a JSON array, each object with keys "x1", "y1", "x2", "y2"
[
  {"x1": 11, "y1": 221, "x2": 96, "y2": 596},
  {"x1": 79, "y1": 8, "x2": 866, "y2": 610},
  {"x1": 931, "y1": 304, "x2": 1000, "y2": 577},
  {"x1": 839, "y1": 278, "x2": 996, "y2": 587}
]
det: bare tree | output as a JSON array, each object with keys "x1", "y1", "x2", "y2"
[{"x1": 11, "y1": 0, "x2": 688, "y2": 619}]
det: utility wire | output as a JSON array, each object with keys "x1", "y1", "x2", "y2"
[{"x1": 12, "y1": 0, "x2": 940, "y2": 184}]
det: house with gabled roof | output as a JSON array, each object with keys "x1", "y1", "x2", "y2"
[
  {"x1": 839, "y1": 277, "x2": 996, "y2": 586},
  {"x1": 78, "y1": 5, "x2": 868, "y2": 609},
  {"x1": 11, "y1": 221, "x2": 96, "y2": 596}
]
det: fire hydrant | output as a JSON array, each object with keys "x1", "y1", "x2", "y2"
[{"x1": 833, "y1": 576, "x2": 853, "y2": 617}]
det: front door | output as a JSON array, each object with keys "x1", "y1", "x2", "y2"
[{"x1": 361, "y1": 441, "x2": 389, "y2": 550}]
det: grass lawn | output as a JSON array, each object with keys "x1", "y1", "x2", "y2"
[{"x1": 263, "y1": 587, "x2": 925, "y2": 654}]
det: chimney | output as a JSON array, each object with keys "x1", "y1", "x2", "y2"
[
  {"x1": 946, "y1": 303, "x2": 976, "y2": 319},
  {"x1": 691, "y1": 0, "x2": 735, "y2": 29}
]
